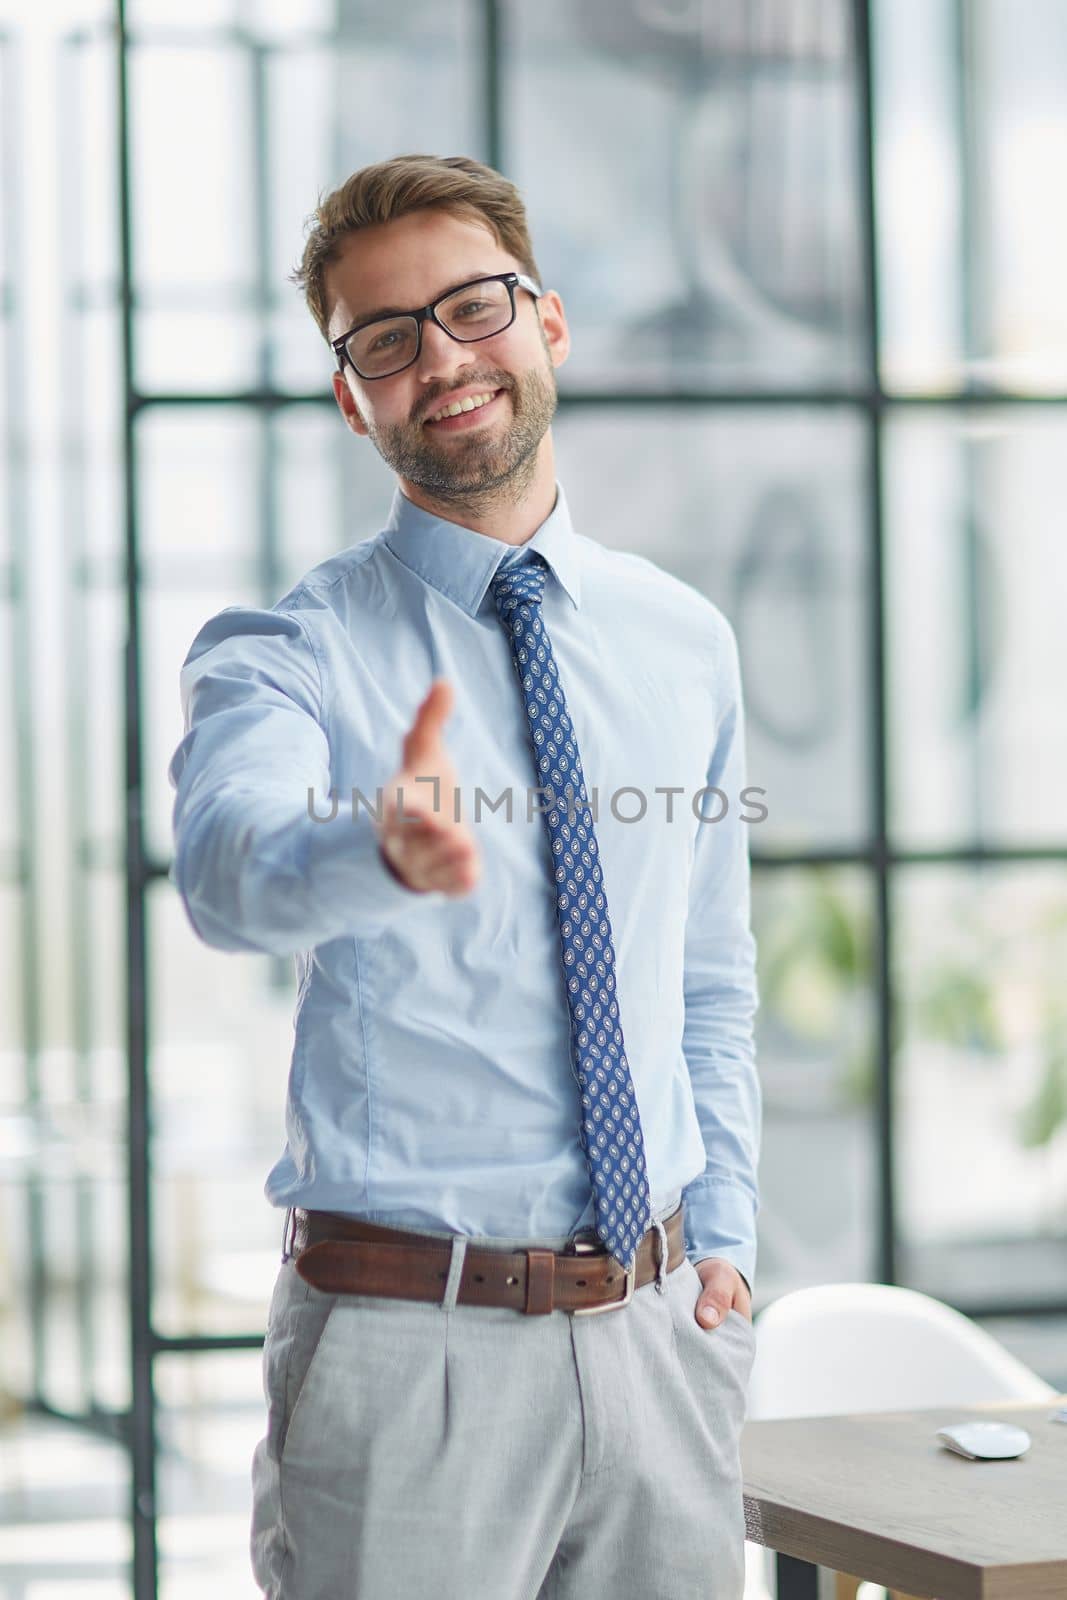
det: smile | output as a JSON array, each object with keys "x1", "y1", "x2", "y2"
[{"x1": 423, "y1": 389, "x2": 504, "y2": 430}]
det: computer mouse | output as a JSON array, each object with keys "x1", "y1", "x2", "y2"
[{"x1": 935, "y1": 1421, "x2": 1031, "y2": 1459}]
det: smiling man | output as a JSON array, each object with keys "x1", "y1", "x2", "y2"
[
  {"x1": 167, "y1": 153, "x2": 762, "y2": 1600},
  {"x1": 327, "y1": 206, "x2": 560, "y2": 533}
]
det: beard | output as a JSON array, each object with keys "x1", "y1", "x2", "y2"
[{"x1": 363, "y1": 345, "x2": 559, "y2": 518}]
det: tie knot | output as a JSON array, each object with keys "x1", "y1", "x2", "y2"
[{"x1": 490, "y1": 552, "x2": 548, "y2": 618}]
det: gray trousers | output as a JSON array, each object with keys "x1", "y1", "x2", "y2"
[{"x1": 250, "y1": 1213, "x2": 755, "y2": 1599}]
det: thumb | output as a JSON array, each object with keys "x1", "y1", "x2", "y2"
[
  {"x1": 403, "y1": 679, "x2": 452, "y2": 769},
  {"x1": 696, "y1": 1296, "x2": 723, "y2": 1328}
]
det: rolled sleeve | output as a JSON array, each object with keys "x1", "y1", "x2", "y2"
[{"x1": 167, "y1": 602, "x2": 444, "y2": 957}]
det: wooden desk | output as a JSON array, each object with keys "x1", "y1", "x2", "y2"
[{"x1": 741, "y1": 1396, "x2": 1067, "y2": 1600}]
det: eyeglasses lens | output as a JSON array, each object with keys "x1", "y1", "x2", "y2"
[{"x1": 346, "y1": 277, "x2": 513, "y2": 378}]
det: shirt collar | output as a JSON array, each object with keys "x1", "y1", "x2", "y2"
[{"x1": 382, "y1": 479, "x2": 582, "y2": 616}]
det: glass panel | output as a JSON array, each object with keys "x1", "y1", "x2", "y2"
[
  {"x1": 0, "y1": 9, "x2": 131, "y2": 1429},
  {"x1": 156, "y1": 1350, "x2": 266, "y2": 1600},
  {"x1": 895, "y1": 864, "x2": 1067, "y2": 1309},
  {"x1": 130, "y1": 43, "x2": 259, "y2": 392},
  {"x1": 129, "y1": 47, "x2": 254, "y2": 285},
  {"x1": 0, "y1": 367, "x2": 9, "y2": 583},
  {"x1": 81, "y1": 870, "x2": 125, "y2": 1057},
  {"x1": 276, "y1": 403, "x2": 397, "y2": 578},
  {"x1": 978, "y1": 0, "x2": 1067, "y2": 390},
  {"x1": 3, "y1": 1046, "x2": 125, "y2": 1415},
  {"x1": 0, "y1": 1412, "x2": 130, "y2": 1594},
  {"x1": 1, "y1": 1169, "x2": 128, "y2": 1412},
  {"x1": 0, "y1": 603, "x2": 17, "y2": 854},
  {"x1": 0, "y1": 880, "x2": 34, "y2": 1403},
  {"x1": 0, "y1": 35, "x2": 10, "y2": 308},
  {"x1": 978, "y1": 1316, "x2": 1067, "y2": 1389},
  {"x1": 137, "y1": 402, "x2": 395, "y2": 592},
  {"x1": 508, "y1": 0, "x2": 867, "y2": 392},
  {"x1": 66, "y1": 313, "x2": 124, "y2": 567},
  {"x1": 875, "y1": 0, "x2": 1067, "y2": 394},
  {"x1": 0, "y1": 1176, "x2": 36, "y2": 1404},
  {"x1": 128, "y1": 0, "x2": 335, "y2": 37},
  {"x1": 138, "y1": 308, "x2": 260, "y2": 395},
  {"x1": 0, "y1": 311, "x2": 9, "y2": 536},
  {"x1": 265, "y1": 44, "x2": 349, "y2": 394},
  {"x1": 269, "y1": 408, "x2": 349, "y2": 570},
  {"x1": 884, "y1": 408, "x2": 1067, "y2": 851},
  {"x1": 61, "y1": 27, "x2": 120, "y2": 296},
  {"x1": 32, "y1": 1041, "x2": 128, "y2": 1413},
  {"x1": 872, "y1": 0, "x2": 962, "y2": 393},
  {"x1": 128, "y1": 0, "x2": 237, "y2": 24},
  {"x1": 129, "y1": 10, "x2": 480, "y2": 396},
  {"x1": 70, "y1": 582, "x2": 124, "y2": 865},
  {"x1": 20, "y1": 882, "x2": 129, "y2": 1414},
  {"x1": 0, "y1": 881, "x2": 23, "y2": 1059},
  {"x1": 268, "y1": 14, "x2": 482, "y2": 393},
  {"x1": 751, "y1": 864, "x2": 878, "y2": 1298},
  {"x1": 149, "y1": 881, "x2": 292, "y2": 1338},
  {"x1": 0, "y1": 33, "x2": 18, "y2": 869},
  {"x1": 137, "y1": 407, "x2": 262, "y2": 565},
  {"x1": 326, "y1": 1, "x2": 481, "y2": 166},
  {"x1": 39, "y1": 1173, "x2": 94, "y2": 1413},
  {"x1": 554, "y1": 406, "x2": 871, "y2": 851}
]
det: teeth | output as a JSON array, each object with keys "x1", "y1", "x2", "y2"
[{"x1": 428, "y1": 390, "x2": 497, "y2": 423}]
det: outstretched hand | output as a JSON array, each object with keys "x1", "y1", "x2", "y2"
[{"x1": 378, "y1": 679, "x2": 482, "y2": 897}]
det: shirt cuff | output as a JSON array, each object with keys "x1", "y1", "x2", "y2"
[
  {"x1": 303, "y1": 807, "x2": 450, "y2": 934},
  {"x1": 681, "y1": 1173, "x2": 758, "y2": 1296}
]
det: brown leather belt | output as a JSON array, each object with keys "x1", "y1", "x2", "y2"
[{"x1": 289, "y1": 1202, "x2": 686, "y2": 1316}]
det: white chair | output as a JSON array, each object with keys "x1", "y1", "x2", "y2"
[{"x1": 741, "y1": 1282, "x2": 1058, "y2": 1600}]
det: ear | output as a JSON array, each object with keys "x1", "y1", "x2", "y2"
[
  {"x1": 332, "y1": 368, "x2": 369, "y2": 437},
  {"x1": 537, "y1": 290, "x2": 570, "y2": 371}
]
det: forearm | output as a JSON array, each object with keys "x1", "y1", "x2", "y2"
[
  {"x1": 680, "y1": 607, "x2": 761, "y2": 1293},
  {"x1": 172, "y1": 785, "x2": 444, "y2": 957}
]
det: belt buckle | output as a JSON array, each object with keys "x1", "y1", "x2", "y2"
[{"x1": 569, "y1": 1237, "x2": 635, "y2": 1316}]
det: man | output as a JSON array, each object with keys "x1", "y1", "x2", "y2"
[{"x1": 168, "y1": 153, "x2": 762, "y2": 1600}]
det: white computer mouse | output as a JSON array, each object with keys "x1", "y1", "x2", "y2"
[{"x1": 935, "y1": 1420, "x2": 1031, "y2": 1459}]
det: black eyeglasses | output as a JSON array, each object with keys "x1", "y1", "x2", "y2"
[{"x1": 331, "y1": 270, "x2": 543, "y2": 380}]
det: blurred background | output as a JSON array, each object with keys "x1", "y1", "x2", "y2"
[{"x1": 1, "y1": 0, "x2": 1065, "y2": 1595}]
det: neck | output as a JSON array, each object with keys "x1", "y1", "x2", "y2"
[{"x1": 397, "y1": 435, "x2": 558, "y2": 546}]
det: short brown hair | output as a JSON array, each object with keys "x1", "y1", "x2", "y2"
[{"x1": 289, "y1": 153, "x2": 542, "y2": 344}]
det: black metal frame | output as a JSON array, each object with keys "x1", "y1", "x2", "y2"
[
  {"x1": 74, "y1": 1, "x2": 1067, "y2": 1596},
  {"x1": 331, "y1": 269, "x2": 544, "y2": 379}
]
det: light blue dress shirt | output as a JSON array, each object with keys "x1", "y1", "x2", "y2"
[{"x1": 167, "y1": 480, "x2": 762, "y2": 1290}]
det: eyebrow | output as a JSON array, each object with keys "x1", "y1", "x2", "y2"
[{"x1": 345, "y1": 271, "x2": 497, "y2": 335}]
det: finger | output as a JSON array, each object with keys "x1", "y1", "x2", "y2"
[
  {"x1": 402, "y1": 679, "x2": 453, "y2": 771},
  {"x1": 412, "y1": 834, "x2": 479, "y2": 881},
  {"x1": 382, "y1": 775, "x2": 451, "y2": 829},
  {"x1": 381, "y1": 821, "x2": 444, "y2": 876},
  {"x1": 384, "y1": 820, "x2": 472, "y2": 876}
]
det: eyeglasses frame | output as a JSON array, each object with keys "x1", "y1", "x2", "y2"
[{"x1": 330, "y1": 270, "x2": 544, "y2": 380}]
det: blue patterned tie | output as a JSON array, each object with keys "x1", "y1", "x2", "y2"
[{"x1": 490, "y1": 552, "x2": 652, "y2": 1275}]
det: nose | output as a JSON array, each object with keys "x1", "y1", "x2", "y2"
[{"x1": 415, "y1": 317, "x2": 478, "y2": 387}]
